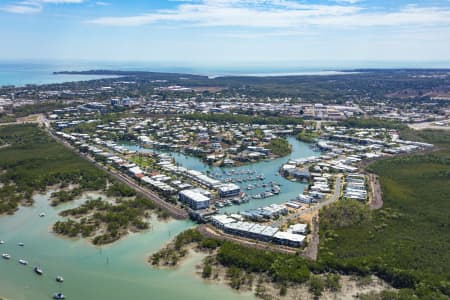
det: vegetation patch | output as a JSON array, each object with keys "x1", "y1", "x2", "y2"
[
  {"x1": 266, "y1": 138, "x2": 292, "y2": 157},
  {"x1": 181, "y1": 113, "x2": 304, "y2": 126},
  {"x1": 318, "y1": 130, "x2": 450, "y2": 299},
  {"x1": 0, "y1": 124, "x2": 108, "y2": 214},
  {"x1": 150, "y1": 229, "x2": 219, "y2": 267},
  {"x1": 339, "y1": 118, "x2": 407, "y2": 130},
  {"x1": 296, "y1": 130, "x2": 319, "y2": 143},
  {"x1": 320, "y1": 199, "x2": 372, "y2": 229},
  {"x1": 54, "y1": 194, "x2": 165, "y2": 245}
]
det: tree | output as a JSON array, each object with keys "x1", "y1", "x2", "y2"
[{"x1": 309, "y1": 275, "x2": 324, "y2": 298}]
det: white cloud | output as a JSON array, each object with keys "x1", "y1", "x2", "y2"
[
  {"x1": 88, "y1": 1, "x2": 362, "y2": 27},
  {"x1": 0, "y1": 0, "x2": 83, "y2": 14},
  {"x1": 87, "y1": 0, "x2": 450, "y2": 30},
  {"x1": 95, "y1": 1, "x2": 110, "y2": 6},
  {"x1": 333, "y1": 0, "x2": 360, "y2": 4},
  {"x1": 0, "y1": 1, "x2": 42, "y2": 14},
  {"x1": 41, "y1": 0, "x2": 84, "y2": 3}
]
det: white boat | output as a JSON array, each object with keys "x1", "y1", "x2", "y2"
[
  {"x1": 18, "y1": 242, "x2": 24, "y2": 247},
  {"x1": 0, "y1": 240, "x2": 4, "y2": 244},
  {"x1": 2, "y1": 253, "x2": 11, "y2": 259},
  {"x1": 39, "y1": 212, "x2": 46, "y2": 217},
  {"x1": 56, "y1": 276, "x2": 64, "y2": 283},
  {"x1": 53, "y1": 292, "x2": 66, "y2": 299},
  {"x1": 19, "y1": 259, "x2": 28, "y2": 265},
  {"x1": 34, "y1": 266, "x2": 43, "y2": 275}
]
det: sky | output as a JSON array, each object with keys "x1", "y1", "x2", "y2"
[{"x1": 1, "y1": 0, "x2": 450, "y2": 66}]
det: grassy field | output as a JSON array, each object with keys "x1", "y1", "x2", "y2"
[
  {"x1": 319, "y1": 129, "x2": 450, "y2": 299},
  {"x1": 0, "y1": 124, "x2": 107, "y2": 214}
]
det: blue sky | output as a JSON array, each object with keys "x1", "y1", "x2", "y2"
[{"x1": 1, "y1": 0, "x2": 450, "y2": 65}]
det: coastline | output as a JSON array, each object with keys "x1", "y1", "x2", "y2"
[{"x1": 150, "y1": 236, "x2": 395, "y2": 300}]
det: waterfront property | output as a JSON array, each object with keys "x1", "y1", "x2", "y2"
[
  {"x1": 179, "y1": 188, "x2": 211, "y2": 210},
  {"x1": 219, "y1": 218, "x2": 306, "y2": 248}
]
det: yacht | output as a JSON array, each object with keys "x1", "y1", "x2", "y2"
[
  {"x1": 18, "y1": 242, "x2": 24, "y2": 247},
  {"x1": 53, "y1": 292, "x2": 66, "y2": 299},
  {"x1": 19, "y1": 259, "x2": 28, "y2": 265},
  {"x1": 2, "y1": 253, "x2": 11, "y2": 259},
  {"x1": 56, "y1": 276, "x2": 64, "y2": 283},
  {"x1": 0, "y1": 240, "x2": 4, "y2": 244},
  {"x1": 39, "y1": 212, "x2": 46, "y2": 217},
  {"x1": 34, "y1": 266, "x2": 43, "y2": 275},
  {"x1": 272, "y1": 186, "x2": 281, "y2": 194}
]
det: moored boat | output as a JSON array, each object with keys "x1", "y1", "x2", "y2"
[
  {"x1": 2, "y1": 253, "x2": 11, "y2": 259},
  {"x1": 19, "y1": 259, "x2": 28, "y2": 265},
  {"x1": 34, "y1": 266, "x2": 43, "y2": 275},
  {"x1": 53, "y1": 292, "x2": 66, "y2": 299},
  {"x1": 56, "y1": 276, "x2": 64, "y2": 283}
]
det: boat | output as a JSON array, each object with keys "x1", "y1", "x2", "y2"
[
  {"x1": 263, "y1": 191, "x2": 274, "y2": 198},
  {"x1": 18, "y1": 242, "x2": 24, "y2": 247},
  {"x1": 39, "y1": 212, "x2": 46, "y2": 217},
  {"x1": 232, "y1": 198, "x2": 241, "y2": 205},
  {"x1": 53, "y1": 292, "x2": 66, "y2": 299},
  {"x1": 34, "y1": 266, "x2": 43, "y2": 275},
  {"x1": 2, "y1": 253, "x2": 11, "y2": 259},
  {"x1": 56, "y1": 276, "x2": 64, "y2": 283},
  {"x1": 19, "y1": 259, "x2": 28, "y2": 265},
  {"x1": 0, "y1": 240, "x2": 4, "y2": 244}
]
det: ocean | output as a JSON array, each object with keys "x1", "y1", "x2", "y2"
[{"x1": 2, "y1": 60, "x2": 449, "y2": 87}]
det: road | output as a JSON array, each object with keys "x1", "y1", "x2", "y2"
[{"x1": 271, "y1": 175, "x2": 342, "y2": 228}]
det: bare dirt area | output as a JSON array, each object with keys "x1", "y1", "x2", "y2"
[
  {"x1": 301, "y1": 213, "x2": 319, "y2": 261},
  {"x1": 368, "y1": 174, "x2": 383, "y2": 210},
  {"x1": 408, "y1": 119, "x2": 450, "y2": 131}
]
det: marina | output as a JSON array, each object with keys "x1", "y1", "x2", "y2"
[
  {"x1": 0, "y1": 138, "x2": 318, "y2": 300},
  {"x1": 122, "y1": 136, "x2": 319, "y2": 214}
]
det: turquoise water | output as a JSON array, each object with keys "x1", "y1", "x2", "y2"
[
  {"x1": 2, "y1": 60, "x2": 450, "y2": 87},
  {"x1": 0, "y1": 137, "x2": 317, "y2": 300},
  {"x1": 0, "y1": 61, "x2": 333, "y2": 86},
  {"x1": 123, "y1": 136, "x2": 319, "y2": 213},
  {"x1": 0, "y1": 62, "x2": 122, "y2": 87}
]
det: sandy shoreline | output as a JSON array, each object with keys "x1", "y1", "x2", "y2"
[{"x1": 150, "y1": 239, "x2": 394, "y2": 300}]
